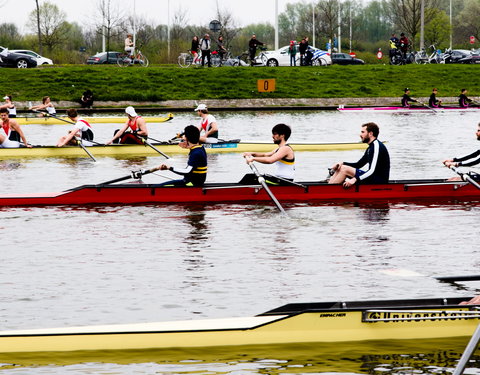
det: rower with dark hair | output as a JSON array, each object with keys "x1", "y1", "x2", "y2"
[
  {"x1": 329, "y1": 122, "x2": 390, "y2": 187},
  {"x1": 0, "y1": 108, "x2": 31, "y2": 148},
  {"x1": 0, "y1": 95, "x2": 16, "y2": 118},
  {"x1": 158, "y1": 125, "x2": 207, "y2": 187},
  {"x1": 401, "y1": 88, "x2": 418, "y2": 107},
  {"x1": 243, "y1": 123, "x2": 295, "y2": 184},
  {"x1": 459, "y1": 88, "x2": 474, "y2": 108},
  {"x1": 443, "y1": 123, "x2": 480, "y2": 176},
  {"x1": 56, "y1": 108, "x2": 95, "y2": 147},
  {"x1": 428, "y1": 88, "x2": 442, "y2": 107}
]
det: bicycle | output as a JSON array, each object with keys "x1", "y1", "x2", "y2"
[{"x1": 117, "y1": 50, "x2": 149, "y2": 67}]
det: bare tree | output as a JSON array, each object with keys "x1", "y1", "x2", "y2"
[
  {"x1": 387, "y1": 0, "x2": 440, "y2": 49},
  {"x1": 28, "y1": 2, "x2": 68, "y2": 51},
  {"x1": 96, "y1": 0, "x2": 126, "y2": 54},
  {"x1": 215, "y1": 3, "x2": 240, "y2": 50}
]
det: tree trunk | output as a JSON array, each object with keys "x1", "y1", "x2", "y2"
[{"x1": 35, "y1": 0, "x2": 43, "y2": 55}]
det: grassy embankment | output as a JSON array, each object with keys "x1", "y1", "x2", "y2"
[{"x1": 3, "y1": 64, "x2": 480, "y2": 105}]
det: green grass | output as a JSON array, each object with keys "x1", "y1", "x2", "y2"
[{"x1": 3, "y1": 64, "x2": 480, "y2": 104}]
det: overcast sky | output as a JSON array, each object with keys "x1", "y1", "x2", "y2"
[{"x1": 2, "y1": 0, "x2": 310, "y2": 33}]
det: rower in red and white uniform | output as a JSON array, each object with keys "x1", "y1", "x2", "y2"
[
  {"x1": 105, "y1": 106, "x2": 148, "y2": 145},
  {"x1": 195, "y1": 103, "x2": 219, "y2": 143},
  {"x1": 56, "y1": 108, "x2": 95, "y2": 147},
  {"x1": 243, "y1": 123, "x2": 295, "y2": 184},
  {"x1": 0, "y1": 108, "x2": 31, "y2": 148}
]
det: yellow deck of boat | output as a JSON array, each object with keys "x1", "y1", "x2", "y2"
[
  {"x1": 0, "y1": 141, "x2": 368, "y2": 158},
  {"x1": 16, "y1": 114, "x2": 174, "y2": 125}
]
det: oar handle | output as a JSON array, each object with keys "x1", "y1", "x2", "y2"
[
  {"x1": 244, "y1": 156, "x2": 286, "y2": 214},
  {"x1": 99, "y1": 166, "x2": 161, "y2": 185},
  {"x1": 446, "y1": 164, "x2": 480, "y2": 190}
]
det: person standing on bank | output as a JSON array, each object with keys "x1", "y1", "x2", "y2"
[
  {"x1": 298, "y1": 37, "x2": 308, "y2": 66},
  {"x1": 191, "y1": 35, "x2": 200, "y2": 64},
  {"x1": 248, "y1": 34, "x2": 265, "y2": 66},
  {"x1": 0, "y1": 95, "x2": 16, "y2": 118},
  {"x1": 200, "y1": 34, "x2": 212, "y2": 67},
  {"x1": 329, "y1": 122, "x2": 390, "y2": 187},
  {"x1": 288, "y1": 40, "x2": 297, "y2": 66}
]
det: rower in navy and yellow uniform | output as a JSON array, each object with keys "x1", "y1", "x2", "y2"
[
  {"x1": 158, "y1": 125, "x2": 207, "y2": 187},
  {"x1": 242, "y1": 123, "x2": 295, "y2": 184}
]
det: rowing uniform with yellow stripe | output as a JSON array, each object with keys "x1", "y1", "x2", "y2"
[
  {"x1": 168, "y1": 145, "x2": 207, "y2": 186},
  {"x1": 274, "y1": 145, "x2": 295, "y2": 180}
]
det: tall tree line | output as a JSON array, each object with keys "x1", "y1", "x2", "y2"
[{"x1": 0, "y1": 0, "x2": 478, "y2": 64}]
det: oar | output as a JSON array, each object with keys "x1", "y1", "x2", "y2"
[
  {"x1": 447, "y1": 165, "x2": 480, "y2": 190},
  {"x1": 98, "y1": 166, "x2": 161, "y2": 185},
  {"x1": 416, "y1": 99, "x2": 437, "y2": 113},
  {"x1": 452, "y1": 322, "x2": 480, "y2": 375},
  {"x1": 137, "y1": 135, "x2": 171, "y2": 159},
  {"x1": 244, "y1": 157, "x2": 286, "y2": 214},
  {"x1": 436, "y1": 275, "x2": 480, "y2": 282}
]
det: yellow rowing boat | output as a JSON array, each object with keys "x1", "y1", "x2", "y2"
[
  {"x1": 0, "y1": 140, "x2": 369, "y2": 158},
  {"x1": 15, "y1": 113, "x2": 174, "y2": 125},
  {"x1": 0, "y1": 297, "x2": 478, "y2": 354}
]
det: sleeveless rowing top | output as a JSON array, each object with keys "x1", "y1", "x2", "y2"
[
  {"x1": 273, "y1": 145, "x2": 295, "y2": 180},
  {"x1": 46, "y1": 105, "x2": 56, "y2": 115},
  {"x1": 8, "y1": 106, "x2": 16, "y2": 117},
  {"x1": 200, "y1": 114, "x2": 218, "y2": 139},
  {"x1": 128, "y1": 116, "x2": 142, "y2": 132}
]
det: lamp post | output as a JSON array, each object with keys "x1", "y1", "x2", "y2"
[
  {"x1": 420, "y1": 0, "x2": 424, "y2": 51},
  {"x1": 449, "y1": 0, "x2": 452, "y2": 49},
  {"x1": 337, "y1": 1, "x2": 341, "y2": 53},
  {"x1": 312, "y1": 2, "x2": 315, "y2": 48},
  {"x1": 167, "y1": 0, "x2": 170, "y2": 60},
  {"x1": 275, "y1": 0, "x2": 279, "y2": 50},
  {"x1": 133, "y1": 0, "x2": 136, "y2": 49}
]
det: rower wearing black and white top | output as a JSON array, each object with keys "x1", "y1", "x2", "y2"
[
  {"x1": 401, "y1": 88, "x2": 418, "y2": 107},
  {"x1": 56, "y1": 108, "x2": 95, "y2": 147},
  {"x1": 329, "y1": 122, "x2": 390, "y2": 188},
  {"x1": 444, "y1": 123, "x2": 480, "y2": 168},
  {"x1": 243, "y1": 123, "x2": 295, "y2": 182}
]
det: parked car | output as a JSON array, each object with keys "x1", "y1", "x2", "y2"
[
  {"x1": 254, "y1": 45, "x2": 332, "y2": 67},
  {"x1": 86, "y1": 51, "x2": 122, "y2": 64},
  {"x1": 444, "y1": 49, "x2": 480, "y2": 64},
  {"x1": 331, "y1": 53, "x2": 365, "y2": 65},
  {"x1": 10, "y1": 49, "x2": 53, "y2": 65},
  {"x1": 0, "y1": 46, "x2": 37, "y2": 68}
]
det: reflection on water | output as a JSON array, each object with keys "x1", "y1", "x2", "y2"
[{"x1": 0, "y1": 339, "x2": 478, "y2": 374}]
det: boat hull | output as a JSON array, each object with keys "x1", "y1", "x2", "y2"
[
  {"x1": 0, "y1": 141, "x2": 368, "y2": 158},
  {"x1": 0, "y1": 297, "x2": 478, "y2": 353},
  {"x1": 16, "y1": 114, "x2": 174, "y2": 125},
  {"x1": 0, "y1": 179, "x2": 479, "y2": 207},
  {"x1": 338, "y1": 106, "x2": 480, "y2": 113}
]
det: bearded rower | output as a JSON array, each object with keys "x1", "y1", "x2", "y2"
[
  {"x1": 443, "y1": 123, "x2": 480, "y2": 179},
  {"x1": 106, "y1": 106, "x2": 148, "y2": 145},
  {"x1": 56, "y1": 109, "x2": 95, "y2": 147},
  {"x1": 329, "y1": 122, "x2": 390, "y2": 188},
  {"x1": 195, "y1": 103, "x2": 218, "y2": 143},
  {"x1": 0, "y1": 108, "x2": 31, "y2": 148},
  {"x1": 243, "y1": 123, "x2": 295, "y2": 184}
]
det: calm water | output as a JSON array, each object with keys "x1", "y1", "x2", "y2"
[{"x1": 0, "y1": 110, "x2": 479, "y2": 374}]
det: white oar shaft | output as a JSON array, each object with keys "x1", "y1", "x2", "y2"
[
  {"x1": 449, "y1": 165, "x2": 480, "y2": 190},
  {"x1": 453, "y1": 322, "x2": 480, "y2": 375},
  {"x1": 246, "y1": 159, "x2": 286, "y2": 214}
]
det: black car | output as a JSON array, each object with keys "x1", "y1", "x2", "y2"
[
  {"x1": 0, "y1": 46, "x2": 38, "y2": 68},
  {"x1": 86, "y1": 51, "x2": 122, "y2": 64},
  {"x1": 331, "y1": 53, "x2": 365, "y2": 65}
]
